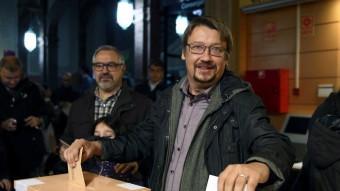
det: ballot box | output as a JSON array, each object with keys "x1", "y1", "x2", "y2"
[{"x1": 15, "y1": 171, "x2": 150, "y2": 191}]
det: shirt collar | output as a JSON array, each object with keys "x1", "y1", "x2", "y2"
[
  {"x1": 94, "y1": 87, "x2": 122, "y2": 101},
  {"x1": 148, "y1": 80, "x2": 160, "y2": 91},
  {"x1": 179, "y1": 78, "x2": 213, "y2": 104}
]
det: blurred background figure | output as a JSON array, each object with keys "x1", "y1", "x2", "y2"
[
  {"x1": 293, "y1": 91, "x2": 340, "y2": 191},
  {"x1": 52, "y1": 72, "x2": 79, "y2": 106},
  {"x1": 42, "y1": 73, "x2": 80, "y2": 175},
  {"x1": 135, "y1": 59, "x2": 168, "y2": 101},
  {"x1": 43, "y1": 72, "x2": 80, "y2": 148},
  {"x1": 73, "y1": 66, "x2": 95, "y2": 95},
  {"x1": 50, "y1": 72, "x2": 80, "y2": 139},
  {"x1": 0, "y1": 55, "x2": 47, "y2": 179}
]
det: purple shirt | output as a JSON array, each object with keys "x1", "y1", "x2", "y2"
[{"x1": 165, "y1": 80, "x2": 211, "y2": 191}]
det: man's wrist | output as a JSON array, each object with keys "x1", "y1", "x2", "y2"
[
  {"x1": 34, "y1": 117, "x2": 44, "y2": 129},
  {"x1": 92, "y1": 141, "x2": 103, "y2": 156},
  {"x1": 249, "y1": 162, "x2": 270, "y2": 183},
  {"x1": 38, "y1": 117, "x2": 44, "y2": 126}
]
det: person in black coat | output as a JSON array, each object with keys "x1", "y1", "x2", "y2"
[
  {"x1": 0, "y1": 56, "x2": 47, "y2": 179},
  {"x1": 135, "y1": 59, "x2": 168, "y2": 101},
  {"x1": 60, "y1": 45, "x2": 151, "y2": 185},
  {"x1": 293, "y1": 91, "x2": 340, "y2": 191},
  {"x1": 309, "y1": 91, "x2": 340, "y2": 128}
]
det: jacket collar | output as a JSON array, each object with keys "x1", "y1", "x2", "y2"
[
  {"x1": 219, "y1": 70, "x2": 251, "y2": 101},
  {"x1": 175, "y1": 70, "x2": 251, "y2": 102},
  {"x1": 113, "y1": 82, "x2": 134, "y2": 109}
]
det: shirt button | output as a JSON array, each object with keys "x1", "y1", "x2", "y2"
[
  {"x1": 184, "y1": 125, "x2": 187, "y2": 129},
  {"x1": 170, "y1": 170, "x2": 174, "y2": 173},
  {"x1": 177, "y1": 147, "x2": 180, "y2": 151}
]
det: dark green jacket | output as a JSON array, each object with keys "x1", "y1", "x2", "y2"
[{"x1": 101, "y1": 71, "x2": 295, "y2": 190}]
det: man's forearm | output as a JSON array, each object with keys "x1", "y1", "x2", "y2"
[{"x1": 91, "y1": 141, "x2": 103, "y2": 156}]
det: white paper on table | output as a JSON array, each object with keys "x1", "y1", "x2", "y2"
[
  {"x1": 117, "y1": 183, "x2": 146, "y2": 190},
  {"x1": 206, "y1": 175, "x2": 218, "y2": 191},
  {"x1": 14, "y1": 178, "x2": 44, "y2": 191}
]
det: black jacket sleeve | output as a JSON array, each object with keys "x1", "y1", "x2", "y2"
[
  {"x1": 234, "y1": 93, "x2": 295, "y2": 187},
  {"x1": 309, "y1": 92, "x2": 340, "y2": 128},
  {"x1": 99, "y1": 89, "x2": 168, "y2": 163},
  {"x1": 100, "y1": 103, "x2": 157, "y2": 163}
]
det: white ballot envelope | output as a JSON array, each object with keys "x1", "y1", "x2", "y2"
[
  {"x1": 67, "y1": 147, "x2": 86, "y2": 187},
  {"x1": 206, "y1": 175, "x2": 218, "y2": 191}
]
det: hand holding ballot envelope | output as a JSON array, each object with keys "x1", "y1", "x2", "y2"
[
  {"x1": 63, "y1": 138, "x2": 102, "y2": 168},
  {"x1": 67, "y1": 147, "x2": 85, "y2": 187},
  {"x1": 217, "y1": 162, "x2": 270, "y2": 191}
]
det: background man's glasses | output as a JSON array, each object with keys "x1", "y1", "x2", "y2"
[
  {"x1": 92, "y1": 62, "x2": 123, "y2": 72},
  {"x1": 186, "y1": 43, "x2": 226, "y2": 57}
]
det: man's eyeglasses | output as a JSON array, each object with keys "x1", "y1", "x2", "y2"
[
  {"x1": 92, "y1": 62, "x2": 123, "y2": 72},
  {"x1": 186, "y1": 43, "x2": 226, "y2": 57}
]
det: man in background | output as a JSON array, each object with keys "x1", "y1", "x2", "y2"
[
  {"x1": 60, "y1": 45, "x2": 151, "y2": 185},
  {"x1": 135, "y1": 59, "x2": 167, "y2": 101},
  {"x1": 0, "y1": 55, "x2": 47, "y2": 179}
]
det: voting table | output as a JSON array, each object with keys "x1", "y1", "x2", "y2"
[{"x1": 15, "y1": 171, "x2": 150, "y2": 191}]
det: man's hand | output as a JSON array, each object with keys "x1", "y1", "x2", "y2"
[
  {"x1": 114, "y1": 161, "x2": 139, "y2": 174},
  {"x1": 1, "y1": 118, "x2": 17, "y2": 131},
  {"x1": 0, "y1": 178, "x2": 12, "y2": 191},
  {"x1": 63, "y1": 139, "x2": 102, "y2": 168},
  {"x1": 218, "y1": 162, "x2": 270, "y2": 191},
  {"x1": 24, "y1": 116, "x2": 42, "y2": 129}
]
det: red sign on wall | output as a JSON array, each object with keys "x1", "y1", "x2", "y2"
[
  {"x1": 301, "y1": 16, "x2": 314, "y2": 36},
  {"x1": 264, "y1": 22, "x2": 277, "y2": 41}
]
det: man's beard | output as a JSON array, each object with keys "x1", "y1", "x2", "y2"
[
  {"x1": 97, "y1": 74, "x2": 115, "y2": 91},
  {"x1": 193, "y1": 72, "x2": 216, "y2": 83},
  {"x1": 193, "y1": 63, "x2": 217, "y2": 84},
  {"x1": 98, "y1": 81, "x2": 115, "y2": 91}
]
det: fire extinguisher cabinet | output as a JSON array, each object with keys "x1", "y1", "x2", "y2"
[{"x1": 245, "y1": 69, "x2": 289, "y2": 114}]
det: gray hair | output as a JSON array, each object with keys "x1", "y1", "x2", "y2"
[{"x1": 91, "y1": 45, "x2": 125, "y2": 64}]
